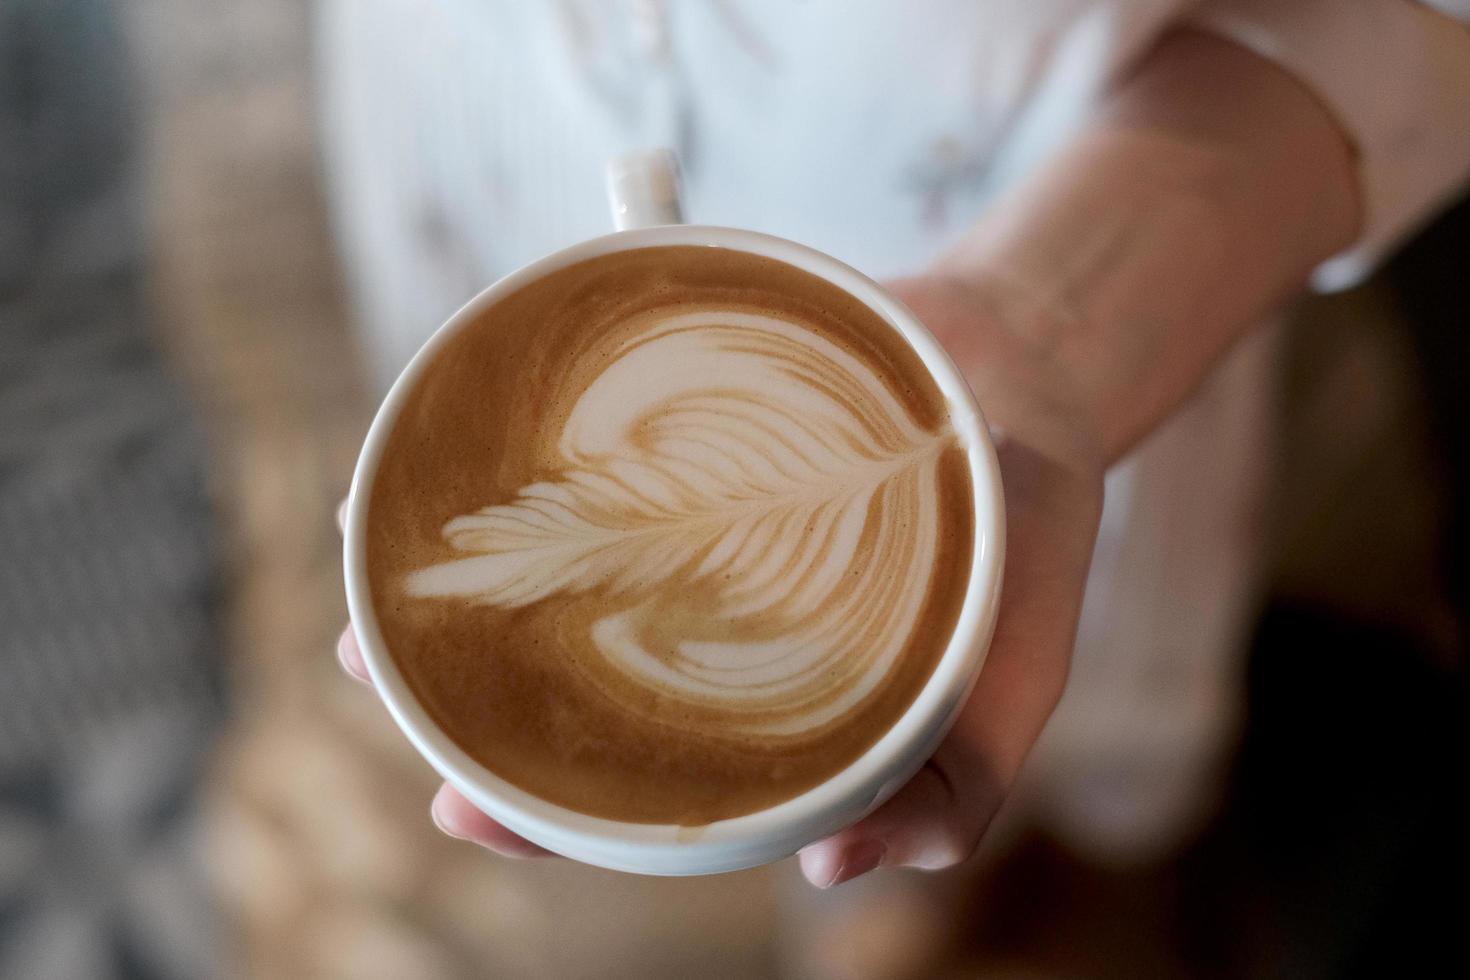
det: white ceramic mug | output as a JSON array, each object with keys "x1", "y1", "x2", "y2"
[{"x1": 343, "y1": 149, "x2": 1005, "y2": 875}]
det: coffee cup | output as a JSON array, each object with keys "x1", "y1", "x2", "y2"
[{"x1": 343, "y1": 149, "x2": 1004, "y2": 875}]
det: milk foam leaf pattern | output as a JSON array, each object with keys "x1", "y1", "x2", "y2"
[{"x1": 407, "y1": 310, "x2": 954, "y2": 737}]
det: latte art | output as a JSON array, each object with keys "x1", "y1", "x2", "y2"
[
  {"x1": 405, "y1": 309, "x2": 950, "y2": 738},
  {"x1": 366, "y1": 246, "x2": 974, "y2": 823}
]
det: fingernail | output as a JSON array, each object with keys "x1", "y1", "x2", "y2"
[
  {"x1": 335, "y1": 632, "x2": 365, "y2": 683},
  {"x1": 430, "y1": 796, "x2": 466, "y2": 841},
  {"x1": 828, "y1": 840, "x2": 886, "y2": 888},
  {"x1": 338, "y1": 629, "x2": 374, "y2": 685}
]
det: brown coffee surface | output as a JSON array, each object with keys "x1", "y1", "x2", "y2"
[{"x1": 367, "y1": 246, "x2": 973, "y2": 824}]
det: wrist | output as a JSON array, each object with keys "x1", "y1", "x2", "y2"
[
  {"x1": 928, "y1": 28, "x2": 1358, "y2": 466},
  {"x1": 888, "y1": 272, "x2": 1109, "y2": 479}
]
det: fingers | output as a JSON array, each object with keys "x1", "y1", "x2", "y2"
[
  {"x1": 336, "y1": 624, "x2": 371, "y2": 684},
  {"x1": 336, "y1": 496, "x2": 369, "y2": 683},
  {"x1": 336, "y1": 497, "x2": 368, "y2": 685},
  {"x1": 799, "y1": 741, "x2": 1004, "y2": 888},
  {"x1": 430, "y1": 783, "x2": 556, "y2": 858}
]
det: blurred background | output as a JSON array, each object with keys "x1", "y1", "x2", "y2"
[{"x1": 1, "y1": 1, "x2": 1465, "y2": 978}]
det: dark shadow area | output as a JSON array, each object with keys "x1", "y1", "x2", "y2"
[
  {"x1": 1179, "y1": 602, "x2": 1466, "y2": 979},
  {"x1": 1179, "y1": 190, "x2": 1470, "y2": 980}
]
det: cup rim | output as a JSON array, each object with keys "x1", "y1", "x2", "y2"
[{"x1": 343, "y1": 224, "x2": 1005, "y2": 872}]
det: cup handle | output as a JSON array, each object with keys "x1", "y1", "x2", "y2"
[{"x1": 605, "y1": 148, "x2": 685, "y2": 230}]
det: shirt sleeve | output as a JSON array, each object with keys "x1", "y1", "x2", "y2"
[{"x1": 1186, "y1": 0, "x2": 1470, "y2": 290}]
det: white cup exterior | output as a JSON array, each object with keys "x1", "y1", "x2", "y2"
[{"x1": 343, "y1": 222, "x2": 1005, "y2": 876}]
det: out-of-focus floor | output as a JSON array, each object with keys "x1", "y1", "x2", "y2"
[
  {"x1": 0, "y1": 0, "x2": 226, "y2": 975},
  {"x1": 124, "y1": 1, "x2": 1467, "y2": 978},
  {"x1": 128, "y1": 2, "x2": 785, "y2": 978}
]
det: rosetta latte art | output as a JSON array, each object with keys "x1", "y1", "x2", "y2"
[{"x1": 405, "y1": 309, "x2": 952, "y2": 738}]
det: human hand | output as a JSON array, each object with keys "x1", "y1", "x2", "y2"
[
  {"x1": 336, "y1": 270, "x2": 1105, "y2": 880},
  {"x1": 795, "y1": 273, "x2": 1104, "y2": 886}
]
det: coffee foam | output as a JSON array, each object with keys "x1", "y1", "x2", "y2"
[
  {"x1": 366, "y1": 246, "x2": 973, "y2": 823},
  {"x1": 405, "y1": 309, "x2": 947, "y2": 738}
]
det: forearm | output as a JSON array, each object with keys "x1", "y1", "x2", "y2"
[{"x1": 939, "y1": 30, "x2": 1360, "y2": 466}]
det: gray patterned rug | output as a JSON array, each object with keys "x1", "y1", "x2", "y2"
[{"x1": 1, "y1": 1, "x2": 227, "y2": 976}]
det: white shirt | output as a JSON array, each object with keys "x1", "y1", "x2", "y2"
[{"x1": 317, "y1": 0, "x2": 1470, "y2": 861}]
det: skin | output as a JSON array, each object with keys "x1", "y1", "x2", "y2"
[{"x1": 337, "y1": 30, "x2": 1359, "y2": 887}]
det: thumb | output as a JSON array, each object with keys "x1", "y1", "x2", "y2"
[{"x1": 798, "y1": 740, "x2": 1003, "y2": 888}]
